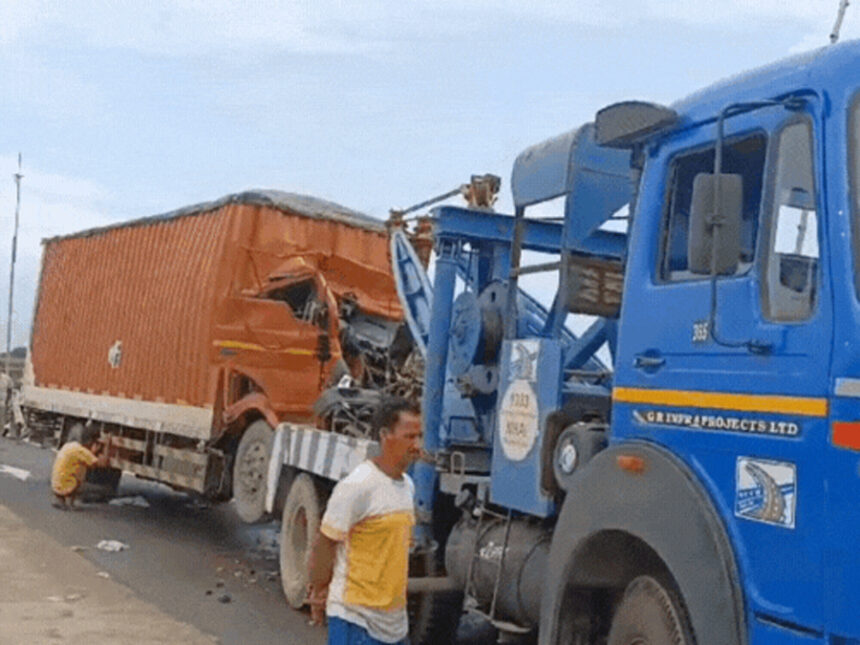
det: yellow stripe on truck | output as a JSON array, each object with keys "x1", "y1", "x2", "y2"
[
  {"x1": 214, "y1": 340, "x2": 266, "y2": 352},
  {"x1": 612, "y1": 387, "x2": 828, "y2": 418}
]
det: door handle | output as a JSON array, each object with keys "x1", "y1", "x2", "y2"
[{"x1": 633, "y1": 353, "x2": 665, "y2": 371}]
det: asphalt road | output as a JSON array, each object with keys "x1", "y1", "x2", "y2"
[
  {"x1": 0, "y1": 436, "x2": 335, "y2": 645},
  {"x1": 0, "y1": 436, "x2": 497, "y2": 645}
]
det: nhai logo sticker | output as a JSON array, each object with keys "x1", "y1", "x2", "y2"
[{"x1": 735, "y1": 457, "x2": 796, "y2": 529}]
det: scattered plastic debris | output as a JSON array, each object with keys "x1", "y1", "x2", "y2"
[
  {"x1": 70, "y1": 545, "x2": 88, "y2": 552},
  {"x1": 0, "y1": 464, "x2": 30, "y2": 481},
  {"x1": 108, "y1": 496, "x2": 150, "y2": 508},
  {"x1": 215, "y1": 580, "x2": 225, "y2": 588},
  {"x1": 217, "y1": 593, "x2": 232, "y2": 604},
  {"x1": 96, "y1": 571, "x2": 111, "y2": 579},
  {"x1": 64, "y1": 593, "x2": 84, "y2": 602},
  {"x1": 46, "y1": 595, "x2": 63, "y2": 603},
  {"x1": 96, "y1": 540, "x2": 129, "y2": 552}
]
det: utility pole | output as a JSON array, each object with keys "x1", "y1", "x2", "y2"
[
  {"x1": 831, "y1": 0, "x2": 851, "y2": 44},
  {"x1": 6, "y1": 154, "x2": 22, "y2": 378}
]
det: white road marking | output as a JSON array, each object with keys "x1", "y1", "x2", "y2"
[{"x1": 0, "y1": 464, "x2": 31, "y2": 481}]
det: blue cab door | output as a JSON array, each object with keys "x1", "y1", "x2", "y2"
[
  {"x1": 822, "y1": 83, "x2": 860, "y2": 641},
  {"x1": 613, "y1": 102, "x2": 832, "y2": 636}
]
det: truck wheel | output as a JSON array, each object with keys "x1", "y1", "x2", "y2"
[
  {"x1": 233, "y1": 420, "x2": 274, "y2": 523},
  {"x1": 280, "y1": 473, "x2": 321, "y2": 608},
  {"x1": 607, "y1": 575, "x2": 693, "y2": 645},
  {"x1": 408, "y1": 551, "x2": 464, "y2": 645}
]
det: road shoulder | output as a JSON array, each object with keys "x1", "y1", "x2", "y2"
[{"x1": 0, "y1": 502, "x2": 218, "y2": 645}]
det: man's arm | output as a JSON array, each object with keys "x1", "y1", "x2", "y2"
[
  {"x1": 307, "y1": 531, "x2": 338, "y2": 625},
  {"x1": 94, "y1": 438, "x2": 114, "y2": 468}
]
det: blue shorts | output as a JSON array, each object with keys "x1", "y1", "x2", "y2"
[{"x1": 327, "y1": 616, "x2": 409, "y2": 645}]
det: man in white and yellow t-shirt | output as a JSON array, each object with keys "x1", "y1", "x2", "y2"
[{"x1": 308, "y1": 397, "x2": 422, "y2": 645}]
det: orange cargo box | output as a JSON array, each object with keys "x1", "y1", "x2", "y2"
[{"x1": 27, "y1": 190, "x2": 402, "y2": 436}]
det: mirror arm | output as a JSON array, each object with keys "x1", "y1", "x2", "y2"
[{"x1": 705, "y1": 98, "x2": 804, "y2": 355}]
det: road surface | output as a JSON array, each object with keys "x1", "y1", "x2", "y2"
[{"x1": 0, "y1": 436, "x2": 494, "y2": 644}]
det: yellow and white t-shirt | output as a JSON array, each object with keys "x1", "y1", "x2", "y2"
[{"x1": 321, "y1": 460, "x2": 415, "y2": 643}]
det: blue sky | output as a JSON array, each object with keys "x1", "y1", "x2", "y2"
[{"x1": 0, "y1": 1, "x2": 854, "y2": 347}]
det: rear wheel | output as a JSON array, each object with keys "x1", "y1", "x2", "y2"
[
  {"x1": 280, "y1": 473, "x2": 322, "y2": 608},
  {"x1": 232, "y1": 420, "x2": 273, "y2": 523},
  {"x1": 408, "y1": 551, "x2": 464, "y2": 645},
  {"x1": 607, "y1": 575, "x2": 693, "y2": 645}
]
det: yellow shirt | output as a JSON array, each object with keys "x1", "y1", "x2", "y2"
[
  {"x1": 51, "y1": 442, "x2": 98, "y2": 496},
  {"x1": 321, "y1": 460, "x2": 415, "y2": 643}
]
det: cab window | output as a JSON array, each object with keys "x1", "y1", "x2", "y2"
[
  {"x1": 762, "y1": 121, "x2": 818, "y2": 322},
  {"x1": 260, "y1": 279, "x2": 328, "y2": 328},
  {"x1": 659, "y1": 133, "x2": 766, "y2": 281}
]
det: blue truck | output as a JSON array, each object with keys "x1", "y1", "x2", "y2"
[{"x1": 268, "y1": 40, "x2": 860, "y2": 644}]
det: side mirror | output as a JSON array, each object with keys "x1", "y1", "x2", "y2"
[{"x1": 688, "y1": 173, "x2": 743, "y2": 275}]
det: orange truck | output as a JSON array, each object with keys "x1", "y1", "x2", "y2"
[{"x1": 20, "y1": 190, "x2": 405, "y2": 520}]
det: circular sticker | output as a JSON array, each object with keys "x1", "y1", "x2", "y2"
[{"x1": 498, "y1": 380, "x2": 539, "y2": 461}]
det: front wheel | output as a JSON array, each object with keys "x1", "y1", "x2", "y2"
[
  {"x1": 232, "y1": 420, "x2": 274, "y2": 523},
  {"x1": 280, "y1": 473, "x2": 322, "y2": 609},
  {"x1": 607, "y1": 575, "x2": 693, "y2": 645}
]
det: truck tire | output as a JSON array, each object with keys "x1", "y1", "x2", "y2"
[
  {"x1": 280, "y1": 473, "x2": 321, "y2": 608},
  {"x1": 233, "y1": 420, "x2": 274, "y2": 523},
  {"x1": 408, "y1": 551, "x2": 464, "y2": 645},
  {"x1": 607, "y1": 576, "x2": 693, "y2": 645}
]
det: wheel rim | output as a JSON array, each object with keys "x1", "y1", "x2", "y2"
[
  {"x1": 291, "y1": 507, "x2": 308, "y2": 555},
  {"x1": 608, "y1": 576, "x2": 690, "y2": 645},
  {"x1": 238, "y1": 440, "x2": 267, "y2": 494}
]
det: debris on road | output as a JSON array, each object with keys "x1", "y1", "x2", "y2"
[
  {"x1": 70, "y1": 545, "x2": 88, "y2": 552},
  {"x1": 96, "y1": 571, "x2": 111, "y2": 579},
  {"x1": 0, "y1": 464, "x2": 31, "y2": 481},
  {"x1": 108, "y1": 495, "x2": 150, "y2": 508},
  {"x1": 64, "y1": 593, "x2": 85, "y2": 602},
  {"x1": 96, "y1": 539, "x2": 129, "y2": 552},
  {"x1": 217, "y1": 593, "x2": 232, "y2": 604}
]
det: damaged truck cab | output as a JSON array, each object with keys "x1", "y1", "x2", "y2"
[{"x1": 21, "y1": 191, "x2": 404, "y2": 522}]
